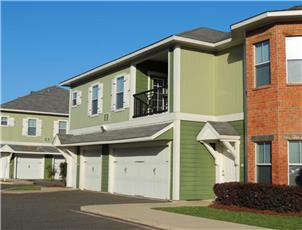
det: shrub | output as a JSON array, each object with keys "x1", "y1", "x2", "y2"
[
  {"x1": 60, "y1": 162, "x2": 67, "y2": 185},
  {"x1": 213, "y1": 182, "x2": 302, "y2": 213}
]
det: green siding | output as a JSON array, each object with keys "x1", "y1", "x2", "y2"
[
  {"x1": 155, "y1": 128, "x2": 173, "y2": 140},
  {"x1": 180, "y1": 120, "x2": 215, "y2": 200},
  {"x1": 136, "y1": 69, "x2": 149, "y2": 93},
  {"x1": 101, "y1": 144, "x2": 109, "y2": 192},
  {"x1": 44, "y1": 155, "x2": 53, "y2": 179},
  {"x1": 70, "y1": 68, "x2": 130, "y2": 130},
  {"x1": 0, "y1": 111, "x2": 68, "y2": 144},
  {"x1": 9, "y1": 154, "x2": 15, "y2": 179},
  {"x1": 76, "y1": 147, "x2": 80, "y2": 188},
  {"x1": 229, "y1": 120, "x2": 245, "y2": 182}
]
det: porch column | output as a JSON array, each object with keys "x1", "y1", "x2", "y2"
[{"x1": 129, "y1": 65, "x2": 136, "y2": 120}]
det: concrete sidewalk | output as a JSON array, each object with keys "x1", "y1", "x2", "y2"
[{"x1": 81, "y1": 200, "x2": 266, "y2": 230}]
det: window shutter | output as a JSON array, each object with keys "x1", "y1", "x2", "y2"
[
  {"x1": 77, "y1": 91, "x2": 82, "y2": 105},
  {"x1": 123, "y1": 75, "x2": 130, "y2": 108},
  {"x1": 36, "y1": 119, "x2": 42, "y2": 136},
  {"x1": 8, "y1": 117, "x2": 15, "y2": 127},
  {"x1": 88, "y1": 86, "x2": 92, "y2": 116},
  {"x1": 111, "y1": 78, "x2": 117, "y2": 111},
  {"x1": 22, "y1": 118, "x2": 28, "y2": 136},
  {"x1": 98, "y1": 83, "x2": 103, "y2": 114},
  {"x1": 53, "y1": 120, "x2": 59, "y2": 137}
]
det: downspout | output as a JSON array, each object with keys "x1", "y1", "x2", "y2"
[{"x1": 243, "y1": 40, "x2": 248, "y2": 183}]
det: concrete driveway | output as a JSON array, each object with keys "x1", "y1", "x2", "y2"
[{"x1": 1, "y1": 190, "x2": 160, "y2": 229}]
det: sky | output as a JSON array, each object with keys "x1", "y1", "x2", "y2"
[{"x1": 1, "y1": 1, "x2": 300, "y2": 103}]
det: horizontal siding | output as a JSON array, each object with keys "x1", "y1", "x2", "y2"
[
  {"x1": 180, "y1": 120, "x2": 215, "y2": 200},
  {"x1": 101, "y1": 145, "x2": 109, "y2": 192}
]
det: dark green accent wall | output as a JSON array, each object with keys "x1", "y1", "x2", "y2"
[
  {"x1": 9, "y1": 154, "x2": 15, "y2": 179},
  {"x1": 101, "y1": 145, "x2": 109, "y2": 192},
  {"x1": 76, "y1": 147, "x2": 80, "y2": 188},
  {"x1": 136, "y1": 69, "x2": 149, "y2": 93},
  {"x1": 180, "y1": 120, "x2": 215, "y2": 200},
  {"x1": 155, "y1": 128, "x2": 173, "y2": 141},
  {"x1": 229, "y1": 120, "x2": 245, "y2": 182},
  {"x1": 44, "y1": 155, "x2": 53, "y2": 179}
]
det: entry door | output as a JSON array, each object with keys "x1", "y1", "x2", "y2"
[
  {"x1": 54, "y1": 156, "x2": 66, "y2": 180},
  {"x1": 16, "y1": 154, "x2": 44, "y2": 179},
  {"x1": 221, "y1": 146, "x2": 236, "y2": 182},
  {"x1": 81, "y1": 146, "x2": 102, "y2": 192}
]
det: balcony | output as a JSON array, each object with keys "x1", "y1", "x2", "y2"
[{"x1": 133, "y1": 86, "x2": 168, "y2": 118}]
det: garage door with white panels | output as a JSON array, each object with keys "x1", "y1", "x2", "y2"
[
  {"x1": 80, "y1": 146, "x2": 102, "y2": 192},
  {"x1": 15, "y1": 154, "x2": 44, "y2": 179},
  {"x1": 110, "y1": 143, "x2": 170, "y2": 200}
]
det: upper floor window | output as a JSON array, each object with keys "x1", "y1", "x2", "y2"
[
  {"x1": 254, "y1": 40, "x2": 270, "y2": 87},
  {"x1": 28, "y1": 119, "x2": 37, "y2": 136},
  {"x1": 256, "y1": 141, "x2": 272, "y2": 184},
  {"x1": 71, "y1": 90, "x2": 81, "y2": 107},
  {"x1": 289, "y1": 141, "x2": 302, "y2": 186},
  {"x1": 1, "y1": 116, "x2": 8, "y2": 126},
  {"x1": 91, "y1": 85, "x2": 99, "y2": 115},
  {"x1": 116, "y1": 76, "x2": 124, "y2": 110},
  {"x1": 286, "y1": 36, "x2": 302, "y2": 84},
  {"x1": 58, "y1": 121, "x2": 67, "y2": 134},
  {"x1": 88, "y1": 83, "x2": 103, "y2": 116}
]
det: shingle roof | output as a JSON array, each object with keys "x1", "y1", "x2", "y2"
[
  {"x1": 58, "y1": 123, "x2": 172, "y2": 145},
  {"x1": 177, "y1": 27, "x2": 231, "y2": 43},
  {"x1": 9, "y1": 145, "x2": 60, "y2": 153},
  {"x1": 208, "y1": 121, "x2": 239, "y2": 136},
  {"x1": 288, "y1": 5, "x2": 302, "y2": 10},
  {"x1": 1, "y1": 86, "x2": 69, "y2": 114}
]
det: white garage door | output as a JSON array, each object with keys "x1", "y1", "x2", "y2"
[
  {"x1": 54, "y1": 156, "x2": 66, "y2": 180},
  {"x1": 16, "y1": 154, "x2": 44, "y2": 179},
  {"x1": 0, "y1": 153, "x2": 11, "y2": 179},
  {"x1": 111, "y1": 145, "x2": 170, "y2": 200},
  {"x1": 81, "y1": 146, "x2": 102, "y2": 192}
]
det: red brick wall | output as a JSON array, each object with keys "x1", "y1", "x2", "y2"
[{"x1": 246, "y1": 22, "x2": 302, "y2": 185}]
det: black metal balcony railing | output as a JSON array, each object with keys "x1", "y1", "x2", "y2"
[{"x1": 133, "y1": 86, "x2": 168, "y2": 118}]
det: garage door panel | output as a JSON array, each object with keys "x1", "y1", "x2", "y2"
[{"x1": 16, "y1": 154, "x2": 44, "y2": 179}]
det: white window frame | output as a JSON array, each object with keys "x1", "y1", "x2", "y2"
[
  {"x1": 288, "y1": 140, "x2": 302, "y2": 186},
  {"x1": 91, "y1": 83, "x2": 99, "y2": 116},
  {"x1": 58, "y1": 120, "x2": 68, "y2": 135},
  {"x1": 72, "y1": 91, "x2": 78, "y2": 107},
  {"x1": 27, "y1": 118, "x2": 37, "y2": 136},
  {"x1": 1, "y1": 116, "x2": 9, "y2": 126},
  {"x1": 115, "y1": 76, "x2": 125, "y2": 112},
  {"x1": 286, "y1": 36, "x2": 302, "y2": 84},
  {"x1": 254, "y1": 40, "x2": 271, "y2": 88},
  {"x1": 255, "y1": 141, "x2": 272, "y2": 183}
]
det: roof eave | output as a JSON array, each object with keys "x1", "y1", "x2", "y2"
[{"x1": 0, "y1": 108, "x2": 69, "y2": 117}]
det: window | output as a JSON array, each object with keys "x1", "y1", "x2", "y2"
[
  {"x1": 58, "y1": 121, "x2": 67, "y2": 135},
  {"x1": 289, "y1": 141, "x2": 302, "y2": 186},
  {"x1": 254, "y1": 40, "x2": 270, "y2": 87},
  {"x1": 256, "y1": 141, "x2": 272, "y2": 184},
  {"x1": 28, "y1": 119, "x2": 37, "y2": 136},
  {"x1": 286, "y1": 36, "x2": 302, "y2": 83},
  {"x1": 90, "y1": 85, "x2": 99, "y2": 115},
  {"x1": 1, "y1": 116, "x2": 8, "y2": 126},
  {"x1": 116, "y1": 76, "x2": 124, "y2": 110},
  {"x1": 72, "y1": 91, "x2": 78, "y2": 106}
]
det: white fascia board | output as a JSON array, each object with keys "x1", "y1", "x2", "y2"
[
  {"x1": 0, "y1": 108, "x2": 69, "y2": 117},
  {"x1": 0, "y1": 141, "x2": 53, "y2": 146},
  {"x1": 151, "y1": 123, "x2": 174, "y2": 139},
  {"x1": 231, "y1": 10, "x2": 302, "y2": 30},
  {"x1": 12, "y1": 151, "x2": 61, "y2": 155}
]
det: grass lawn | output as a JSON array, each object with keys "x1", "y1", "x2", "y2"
[
  {"x1": 155, "y1": 206, "x2": 302, "y2": 230},
  {"x1": 5, "y1": 185, "x2": 41, "y2": 191}
]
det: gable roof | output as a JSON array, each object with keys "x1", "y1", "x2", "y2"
[
  {"x1": 1, "y1": 86, "x2": 69, "y2": 115},
  {"x1": 177, "y1": 27, "x2": 231, "y2": 43},
  {"x1": 208, "y1": 121, "x2": 239, "y2": 136}
]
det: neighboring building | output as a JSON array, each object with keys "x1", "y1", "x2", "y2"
[{"x1": 0, "y1": 86, "x2": 69, "y2": 180}]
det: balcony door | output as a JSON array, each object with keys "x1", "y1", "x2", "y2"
[{"x1": 150, "y1": 74, "x2": 167, "y2": 113}]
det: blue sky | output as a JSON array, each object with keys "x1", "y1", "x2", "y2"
[{"x1": 1, "y1": 1, "x2": 300, "y2": 103}]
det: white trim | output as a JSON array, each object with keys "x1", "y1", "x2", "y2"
[
  {"x1": 0, "y1": 115, "x2": 9, "y2": 126},
  {"x1": 286, "y1": 36, "x2": 302, "y2": 84},
  {"x1": 0, "y1": 108, "x2": 68, "y2": 116},
  {"x1": 287, "y1": 140, "x2": 302, "y2": 186},
  {"x1": 173, "y1": 47, "x2": 181, "y2": 113},
  {"x1": 0, "y1": 141, "x2": 54, "y2": 146},
  {"x1": 172, "y1": 119, "x2": 180, "y2": 200},
  {"x1": 231, "y1": 10, "x2": 302, "y2": 30},
  {"x1": 129, "y1": 65, "x2": 136, "y2": 120},
  {"x1": 255, "y1": 141, "x2": 272, "y2": 183}
]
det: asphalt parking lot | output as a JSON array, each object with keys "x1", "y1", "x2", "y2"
[{"x1": 1, "y1": 190, "x2": 159, "y2": 229}]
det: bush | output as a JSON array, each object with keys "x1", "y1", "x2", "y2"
[{"x1": 213, "y1": 182, "x2": 302, "y2": 213}]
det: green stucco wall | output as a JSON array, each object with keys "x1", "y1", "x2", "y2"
[
  {"x1": 101, "y1": 145, "x2": 109, "y2": 192},
  {"x1": 44, "y1": 155, "x2": 53, "y2": 179},
  {"x1": 70, "y1": 68, "x2": 130, "y2": 130},
  {"x1": 180, "y1": 120, "x2": 215, "y2": 200},
  {"x1": 136, "y1": 69, "x2": 149, "y2": 93},
  {"x1": 180, "y1": 45, "x2": 243, "y2": 116},
  {"x1": 0, "y1": 111, "x2": 68, "y2": 144}
]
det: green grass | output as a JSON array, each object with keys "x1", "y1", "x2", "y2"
[
  {"x1": 155, "y1": 206, "x2": 302, "y2": 230},
  {"x1": 5, "y1": 185, "x2": 41, "y2": 191}
]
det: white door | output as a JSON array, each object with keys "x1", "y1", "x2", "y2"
[
  {"x1": 81, "y1": 146, "x2": 102, "y2": 192},
  {"x1": 0, "y1": 153, "x2": 11, "y2": 179},
  {"x1": 16, "y1": 154, "x2": 44, "y2": 179},
  {"x1": 111, "y1": 145, "x2": 170, "y2": 199},
  {"x1": 54, "y1": 156, "x2": 66, "y2": 180},
  {"x1": 221, "y1": 147, "x2": 236, "y2": 183}
]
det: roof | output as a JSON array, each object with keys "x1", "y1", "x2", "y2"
[
  {"x1": 57, "y1": 123, "x2": 172, "y2": 146},
  {"x1": 177, "y1": 27, "x2": 231, "y2": 43},
  {"x1": 208, "y1": 121, "x2": 239, "y2": 136},
  {"x1": 0, "y1": 144, "x2": 60, "y2": 154},
  {"x1": 1, "y1": 86, "x2": 69, "y2": 115},
  {"x1": 287, "y1": 5, "x2": 302, "y2": 10}
]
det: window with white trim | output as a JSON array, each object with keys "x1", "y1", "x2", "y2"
[
  {"x1": 286, "y1": 36, "x2": 302, "y2": 83},
  {"x1": 116, "y1": 76, "x2": 124, "y2": 110},
  {"x1": 28, "y1": 119, "x2": 37, "y2": 136},
  {"x1": 1, "y1": 116, "x2": 8, "y2": 126},
  {"x1": 256, "y1": 141, "x2": 272, "y2": 184},
  {"x1": 289, "y1": 141, "x2": 302, "y2": 186},
  {"x1": 91, "y1": 84, "x2": 99, "y2": 115},
  {"x1": 58, "y1": 121, "x2": 67, "y2": 135},
  {"x1": 72, "y1": 91, "x2": 78, "y2": 106},
  {"x1": 254, "y1": 40, "x2": 270, "y2": 87}
]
